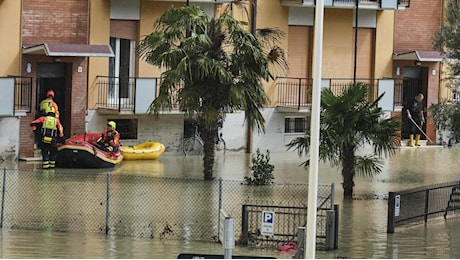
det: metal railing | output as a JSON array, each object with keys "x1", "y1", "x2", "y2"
[
  {"x1": 240, "y1": 184, "x2": 337, "y2": 250},
  {"x1": 2, "y1": 76, "x2": 33, "y2": 113},
  {"x1": 280, "y1": 0, "x2": 409, "y2": 9},
  {"x1": 275, "y1": 77, "x2": 399, "y2": 109},
  {"x1": 96, "y1": 76, "x2": 137, "y2": 112},
  {"x1": 0, "y1": 168, "x2": 334, "y2": 250},
  {"x1": 387, "y1": 180, "x2": 460, "y2": 233}
]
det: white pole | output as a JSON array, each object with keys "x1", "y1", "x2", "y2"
[{"x1": 305, "y1": 0, "x2": 324, "y2": 258}]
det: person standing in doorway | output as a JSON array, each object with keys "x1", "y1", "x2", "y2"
[
  {"x1": 39, "y1": 90, "x2": 60, "y2": 118},
  {"x1": 31, "y1": 109, "x2": 64, "y2": 169},
  {"x1": 405, "y1": 93, "x2": 425, "y2": 147}
]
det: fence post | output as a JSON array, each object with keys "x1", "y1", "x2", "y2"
[
  {"x1": 325, "y1": 209, "x2": 335, "y2": 250},
  {"x1": 223, "y1": 217, "x2": 235, "y2": 259},
  {"x1": 334, "y1": 204, "x2": 339, "y2": 249},
  {"x1": 105, "y1": 172, "x2": 111, "y2": 235},
  {"x1": 0, "y1": 168, "x2": 6, "y2": 228},
  {"x1": 424, "y1": 189, "x2": 430, "y2": 223},
  {"x1": 387, "y1": 192, "x2": 395, "y2": 233},
  {"x1": 217, "y1": 178, "x2": 223, "y2": 242},
  {"x1": 330, "y1": 183, "x2": 335, "y2": 209},
  {"x1": 241, "y1": 205, "x2": 248, "y2": 245},
  {"x1": 293, "y1": 227, "x2": 305, "y2": 259}
]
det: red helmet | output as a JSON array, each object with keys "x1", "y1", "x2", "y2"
[{"x1": 46, "y1": 90, "x2": 55, "y2": 98}]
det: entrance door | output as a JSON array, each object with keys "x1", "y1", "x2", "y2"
[
  {"x1": 401, "y1": 66, "x2": 428, "y2": 139},
  {"x1": 36, "y1": 62, "x2": 71, "y2": 137}
]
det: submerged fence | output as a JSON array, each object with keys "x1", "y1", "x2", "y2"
[
  {"x1": 387, "y1": 180, "x2": 460, "y2": 233},
  {"x1": 0, "y1": 168, "x2": 334, "y2": 249}
]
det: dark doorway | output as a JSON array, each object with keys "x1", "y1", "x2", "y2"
[
  {"x1": 36, "y1": 62, "x2": 72, "y2": 137},
  {"x1": 401, "y1": 66, "x2": 428, "y2": 139}
]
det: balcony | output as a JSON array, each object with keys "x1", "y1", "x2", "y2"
[
  {"x1": 280, "y1": 0, "x2": 410, "y2": 10},
  {"x1": 96, "y1": 76, "x2": 183, "y2": 115},
  {"x1": 0, "y1": 76, "x2": 32, "y2": 117},
  {"x1": 275, "y1": 77, "x2": 403, "y2": 112}
]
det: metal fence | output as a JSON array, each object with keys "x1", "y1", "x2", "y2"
[
  {"x1": 275, "y1": 77, "x2": 402, "y2": 109},
  {"x1": 387, "y1": 180, "x2": 460, "y2": 233},
  {"x1": 0, "y1": 168, "x2": 334, "y2": 249}
]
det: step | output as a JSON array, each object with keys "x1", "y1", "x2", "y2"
[{"x1": 400, "y1": 139, "x2": 427, "y2": 147}]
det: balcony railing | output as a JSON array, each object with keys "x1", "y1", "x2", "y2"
[
  {"x1": 275, "y1": 77, "x2": 403, "y2": 111},
  {"x1": 13, "y1": 76, "x2": 33, "y2": 113},
  {"x1": 96, "y1": 76, "x2": 165, "y2": 114},
  {"x1": 280, "y1": 0, "x2": 410, "y2": 9},
  {"x1": 96, "y1": 76, "x2": 136, "y2": 112}
]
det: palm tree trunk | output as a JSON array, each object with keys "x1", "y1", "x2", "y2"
[
  {"x1": 342, "y1": 147, "x2": 355, "y2": 197},
  {"x1": 201, "y1": 125, "x2": 217, "y2": 180}
]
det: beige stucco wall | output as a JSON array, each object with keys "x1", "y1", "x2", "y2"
[
  {"x1": 374, "y1": 10, "x2": 394, "y2": 78},
  {"x1": 256, "y1": 0, "x2": 289, "y2": 106},
  {"x1": 0, "y1": 0, "x2": 22, "y2": 75},
  {"x1": 138, "y1": 1, "x2": 180, "y2": 78},
  {"x1": 87, "y1": 0, "x2": 111, "y2": 109}
]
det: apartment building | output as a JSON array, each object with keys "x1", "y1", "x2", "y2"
[
  {"x1": 0, "y1": 0, "x2": 410, "y2": 160},
  {"x1": 393, "y1": 0, "x2": 443, "y2": 142}
]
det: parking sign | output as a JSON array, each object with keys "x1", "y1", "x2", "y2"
[{"x1": 261, "y1": 211, "x2": 275, "y2": 236}]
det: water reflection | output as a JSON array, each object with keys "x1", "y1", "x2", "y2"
[{"x1": 0, "y1": 147, "x2": 460, "y2": 258}]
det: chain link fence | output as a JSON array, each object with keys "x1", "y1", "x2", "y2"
[{"x1": 0, "y1": 168, "x2": 334, "y2": 248}]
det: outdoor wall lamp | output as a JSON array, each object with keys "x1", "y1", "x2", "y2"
[
  {"x1": 395, "y1": 66, "x2": 400, "y2": 76},
  {"x1": 26, "y1": 62, "x2": 32, "y2": 73},
  {"x1": 432, "y1": 69, "x2": 437, "y2": 76}
]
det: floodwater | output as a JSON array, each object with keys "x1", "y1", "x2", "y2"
[{"x1": 1, "y1": 146, "x2": 460, "y2": 258}]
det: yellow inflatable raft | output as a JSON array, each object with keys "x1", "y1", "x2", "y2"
[{"x1": 120, "y1": 141, "x2": 165, "y2": 160}]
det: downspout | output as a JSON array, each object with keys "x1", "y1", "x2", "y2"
[{"x1": 246, "y1": 0, "x2": 257, "y2": 153}]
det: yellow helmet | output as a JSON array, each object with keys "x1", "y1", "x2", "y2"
[{"x1": 107, "y1": 121, "x2": 116, "y2": 129}]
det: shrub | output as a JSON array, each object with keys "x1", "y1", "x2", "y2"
[
  {"x1": 430, "y1": 101, "x2": 460, "y2": 145},
  {"x1": 244, "y1": 149, "x2": 275, "y2": 185}
]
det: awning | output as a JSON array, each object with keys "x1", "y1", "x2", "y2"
[
  {"x1": 22, "y1": 43, "x2": 114, "y2": 57},
  {"x1": 393, "y1": 50, "x2": 445, "y2": 62}
]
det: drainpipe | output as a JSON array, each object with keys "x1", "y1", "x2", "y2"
[{"x1": 246, "y1": 0, "x2": 257, "y2": 153}]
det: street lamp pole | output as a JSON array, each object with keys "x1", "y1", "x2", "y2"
[
  {"x1": 353, "y1": 0, "x2": 359, "y2": 84},
  {"x1": 305, "y1": 0, "x2": 324, "y2": 258}
]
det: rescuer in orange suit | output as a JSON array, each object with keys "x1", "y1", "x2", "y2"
[
  {"x1": 95, "y1": 121, "x2": 120, "y2": 152},
  {"x1": 31, "y1": 108, "x2": 64, "y2": 169}
]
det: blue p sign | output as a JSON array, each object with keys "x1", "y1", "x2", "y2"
[{"x1": 262, "y1": 211, "x2": 274, "y2": 223}]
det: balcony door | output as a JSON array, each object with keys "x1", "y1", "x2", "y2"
[{"x1": 109, "y1": 37, "x2": 135, "y2": 107}]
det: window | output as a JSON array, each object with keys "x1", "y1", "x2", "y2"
[
  {"x1": 109, "y1": 119, "x2": 138, "y2": 139},
  {"x1": 285, "y1": 117, "x2": 307, "y2": 133}
]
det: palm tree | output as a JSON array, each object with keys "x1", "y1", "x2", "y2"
[
  {"x1": 138, "y1": 3, "x2": 287, "y2": 180},
  {"x1": 287, "y1": 82, "x2": 400, "y2": 197}
]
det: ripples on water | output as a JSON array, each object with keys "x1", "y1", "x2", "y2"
[{"x1": 1, "y1": 147, "x2": 460, "y2": 258}]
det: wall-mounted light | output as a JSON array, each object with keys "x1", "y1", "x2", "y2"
[
  {"x1": 432, "y1": 69, "x2": 437, "y2": 76},
  {"x1": 395, "y1": 66, "x2": 400, "y2": 76},
  {"x1": 26, "y1": 62, "x2": 32, "y2": 73}
]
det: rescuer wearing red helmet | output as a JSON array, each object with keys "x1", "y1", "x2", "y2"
[{"x1": 39, "y1": 90, "x2": 60, "y2": 118}]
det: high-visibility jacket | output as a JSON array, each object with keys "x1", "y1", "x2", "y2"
[
  {"x1": 31, "y1": 115, "x2": 64, "y2": 138},
  {"x1": 98, "y1": 129, "x2": 120, "y2": 148},
  {"x1": 39, "y1": 98, "x2": 60, "y2": 118}
]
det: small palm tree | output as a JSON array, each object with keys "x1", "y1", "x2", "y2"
[
  {"x1": 138, "y1": 3, "x2": 287, "y2": 180},
  {"x1": 287, "y1": 82, "x2": 400, "y2": 197}
]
